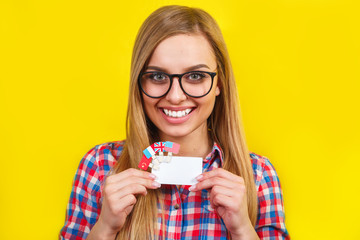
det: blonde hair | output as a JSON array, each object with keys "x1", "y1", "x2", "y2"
[{"x1": 113, "y1": 5, "x2": 257, "y2": 239}]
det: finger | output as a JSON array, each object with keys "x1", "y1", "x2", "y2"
[
  {"x1": 197, "y1": 168, "x2": 243, "y2": 183},
  {"x1": 123, "y1": 203, "x2": 135, "y2": 216},
  {"x1": 107, "y1": 194, "x2": 138, "y2": 216},
  {"x1": 106, "y1": 168, "x2": 156, "y2": 184},
  {"x1": 105, "y1": 184, "x2": 147, "y2": 214},
  {"x1": 209, "y1": 185, "x2": 242, "y2": 199},
  {"x1": 210, "y1": 186, "x2": 245, "y2": 205},
  {"x1": 211, "y1": 194, "x2": 237, "y2": 210},
  {"x1": 209, "y1": 185, "x2": 246, "y2": 211},
  {"x1": 104, "y1": 169, "x2": 153, "y2": 199},
  {"x1": 104, "y1": 179, "x2": 160, "y2": 200},
  {"x1": 105, "y1": 177, "x2": 160, "y2": 195},
  {"x1": 190, "y1": 176, "x2": 240, "y2": 192},
  {"x1": 119, "y1": 183, "x2": 148, "y2": 197}
]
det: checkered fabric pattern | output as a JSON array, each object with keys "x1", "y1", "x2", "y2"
[{"x1": 59, "y1": 141, "x2": 290, "y2": 239}]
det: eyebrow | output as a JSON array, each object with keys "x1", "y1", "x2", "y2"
[{"x1": 146, "y1": 64, "x2": 211, "y2": 72}]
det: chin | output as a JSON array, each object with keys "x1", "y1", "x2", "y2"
[
  {"x1": 159, "y1": 129, "x2": 190, "y2": 139},
  {"x1": 158, "y1": 123, "x2": 206, "y2": 140}
]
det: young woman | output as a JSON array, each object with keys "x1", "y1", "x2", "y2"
[{"x1": 60, "y1": 5, "x2": 290, "y2": 240}]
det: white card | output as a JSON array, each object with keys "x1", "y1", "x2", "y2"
[{"x1": 151, "y1": 156, "x2": 203, "y2": 185}]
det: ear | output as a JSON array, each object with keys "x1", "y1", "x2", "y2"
[{"x1": 215, "y1": 85, "x2": 220, "y2": 96}]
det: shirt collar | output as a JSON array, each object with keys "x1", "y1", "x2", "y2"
[{"x1": 203, "y1": 142, "x2": 224, "y2": 167}]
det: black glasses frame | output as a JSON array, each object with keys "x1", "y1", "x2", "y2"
[{"x1": 138, "y1": 71, "x2": 217, "y2": 98}]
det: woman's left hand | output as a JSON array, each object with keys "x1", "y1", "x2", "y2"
[{"x1": 189, "y1": 168, "x2": 257, "y2": 239}]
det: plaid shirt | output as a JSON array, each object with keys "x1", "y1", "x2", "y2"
[{"x1": 60, "y1": 141, "x2": 290, "y2": 239}]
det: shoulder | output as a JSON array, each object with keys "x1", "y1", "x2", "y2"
[
  {"x1": 249, "y1": 152, "x2": 279, "y2": 191},
  {"x1": 90, "y1": 140, "x2": 125, "y2": 162},
  {"x1": 78, "y1": 140, "x2": 125, "y2": 182},
  {"x1": 83, "y1": 140, "x2": 125, "y2": 158}
]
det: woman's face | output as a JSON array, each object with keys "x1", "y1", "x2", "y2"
[{"x1": 142, "y1": 33, "x2": 220, "y2": 141}]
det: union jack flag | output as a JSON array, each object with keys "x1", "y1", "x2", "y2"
[{"x1": 151, "y1": 142, "x2": 166, "y2": 153}]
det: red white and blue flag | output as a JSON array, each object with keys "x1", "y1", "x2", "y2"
[
  {"x1": 139, "y1": 141, "x2": 181, "y2": 171},
  {"x1": 152, "y1": 142, "x2": 166, "y2": 153},
  {"x1": 143, "y1": 146, "x2": 155, "y2": 159},
  {"x1": 164, "y1": 141, "x2": 180, "y2": 154}
]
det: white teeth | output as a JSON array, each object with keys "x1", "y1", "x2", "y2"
[{"x1": 162, "y1": 108, "x2": 192, "y2": 118}]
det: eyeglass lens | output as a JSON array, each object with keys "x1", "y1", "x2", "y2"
[{"x1": 140, "y1": 71, "x2": 213, "y2": 98}]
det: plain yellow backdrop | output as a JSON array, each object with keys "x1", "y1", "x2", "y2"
[{"x1": 1, "y1": 0, "x2": 359, "y2": 239}]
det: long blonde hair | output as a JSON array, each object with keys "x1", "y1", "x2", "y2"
[{"x1": 113, "y1": 5, "x2": 257, "y2": 239}]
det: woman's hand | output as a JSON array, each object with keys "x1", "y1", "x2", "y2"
[
  {"x1": 87, "y1": 168, "x2": 161, "y2": 240},
  {"x1": 189, "y1": 168, "x2": 258, "y2": 240}
]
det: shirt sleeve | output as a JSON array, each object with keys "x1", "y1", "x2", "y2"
[
  {"x1": 59, "y1": 146, "x2": 102, "y2": 240},
  {"x1": 255, "y1": 158, "x2": 290, "y2": 240}
]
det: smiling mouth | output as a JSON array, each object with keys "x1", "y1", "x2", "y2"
[{"x1": 162, "y1": 108, "x2": 193, "y2": 118}]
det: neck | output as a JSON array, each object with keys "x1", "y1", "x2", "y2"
[{"x1": 159, "y1": 125, "x2": 213, "y2": 159}]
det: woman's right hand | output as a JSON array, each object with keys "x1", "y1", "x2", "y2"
[{"x1": 87, "y1": 168, "x2": 160, "y2": 239}]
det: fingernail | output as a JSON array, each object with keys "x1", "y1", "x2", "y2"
[
  {"x1": 152, "y1": 181, "x2": 161, "y2": 188},
  {"x1": 189, "y1": 184, "x2": 196, "y2": 191},
  {"x1": 195, "y1": 174, "x2": 203, "y2": 180},
  {"x1": 149, "y1": 173, "x2": 157, "y2": 179}
]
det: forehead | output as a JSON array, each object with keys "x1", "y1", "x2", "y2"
[{"x1": 147, "y1": 34, "x2": 217, "y2": 71}]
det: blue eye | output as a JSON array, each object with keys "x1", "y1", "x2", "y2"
[
  {"x1": 189, "y1": 73, "x2": 202, "y2": 80},
  {"x1": 143, "y1": 72, "x2": 169, "y2": 84},
  {"x1": 153, "y1": 73, "x2": 166, "y2": 80},
  {"x1": 184, "y1": 72, "x2": 208, "y2": 83},
  {"x1": 149, "y1": 73, "x2": 168, "y2": 82}
]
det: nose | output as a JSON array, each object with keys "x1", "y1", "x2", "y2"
[{"x1": 165, "y1": 77, "x2": 187, "y2": 104}]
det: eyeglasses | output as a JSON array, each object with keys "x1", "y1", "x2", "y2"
[{"x1": 138, "y1": 71, "x2": 217, "y2": 98}]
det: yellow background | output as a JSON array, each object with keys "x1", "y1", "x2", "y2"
[{"x1": 1, "y1": 0, "x2": 359, "y2": 239}]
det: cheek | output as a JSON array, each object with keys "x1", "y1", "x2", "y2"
[
  {"x1": 198, "y1": 95, "x2": 217, "y2": 113},
  {"x1": 142, "y1": 96, "x2": 159, "y2": 117}
]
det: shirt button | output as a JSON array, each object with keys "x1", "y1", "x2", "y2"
[{"x1": 174, "y1": 204, "x2": 180, "y2": 209}]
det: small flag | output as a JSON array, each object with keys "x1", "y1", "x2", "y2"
[
  {"x1": 143, "y1": 146, "x2": 155, "y2": 159},
  {"x1": 138, "y1": 155, "x2": 151, "y2": 170},
  {"x1": 164, "y1": 141, "x2": 173, "y2": 149},
  {"x1": 139, "y1": 142, "x2": 182, "y2": 170},
  {"x1": 152, "y1": 142, "x2": 166, "y2": 153},
  {"x1": 164, "y1": 141, "x2": 180, "y2": 154},
  {"x1": 171, "y1": 143, "x2": 180, "y2": 154}
]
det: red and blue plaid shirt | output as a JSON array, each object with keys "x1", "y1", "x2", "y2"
[{"x1": 60, "y1": 141, "x2": 290, "y2": 239}]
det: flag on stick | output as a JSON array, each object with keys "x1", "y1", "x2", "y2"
[
  {"x1": 143, "y1": 146, "x2": 155, "y2": 159},
  {"x1": 138, "y1": 155, "x2": 151, "y2": 170},
  {"x1": 164, "y1": 141, "x2": 180, "y2": 154}
]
